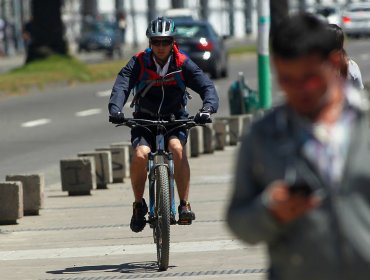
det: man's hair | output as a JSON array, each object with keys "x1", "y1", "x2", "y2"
[
  {"x1": 271, "y1": 13, "x2": 337, "y2": 59},
  {"x1": 327, "y1": 23, "x2": 344, "y2": 50}
]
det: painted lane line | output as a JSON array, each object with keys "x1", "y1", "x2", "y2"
[
  {"x1": 21, "y1": 118, "x2": 51, "y2": 128},
  {"x1": 96, "y1": 90, "x2": 111, "y2": 97},
  {"x1": 0, "y1": 239, "x2": 250, "y2": 261},
  {"x1": 75, "y1": 108, "x2": 102, "y2": 117}
]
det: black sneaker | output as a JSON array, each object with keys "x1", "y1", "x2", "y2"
[
  {"x1": 178, "y1": 201, "x2": 195, "y2": 225},
  {"x1": 130, "y1": 198, "x2": 148, "y2": 233}
]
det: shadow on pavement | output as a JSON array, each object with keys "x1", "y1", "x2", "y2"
[{"x1": 46, "y1": 261, "x2": 176, "y2": 274}]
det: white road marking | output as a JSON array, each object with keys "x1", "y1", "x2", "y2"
[
  {"x1": 21, "y1": 118, "x2": 51, "y2": 128},
  {"x1": 0, "y1": 239, "x2": 249, "y2": 261},
  {"x1": 75, "y1": 108, "x2": 102, "y2": 117},
  {"x1": 96, "y1": 90, "x2": 111, "y2": 97}
]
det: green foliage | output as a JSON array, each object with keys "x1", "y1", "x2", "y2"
[{"x1": 227, "y1": 45, "x2": 256, "y2": 55}]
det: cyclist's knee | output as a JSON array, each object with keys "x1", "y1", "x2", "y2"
[
  {"x1": 168, "y1": 139, "x2": 183, "y2": 155},
  {"x1": 132, "y1": 145, "x2": 151, "y2": 163}
]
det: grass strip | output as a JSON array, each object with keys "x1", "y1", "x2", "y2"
[{"x1": 0, "y1": 45, "x2": 255, "y2": 95}]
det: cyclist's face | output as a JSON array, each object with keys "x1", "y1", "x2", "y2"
[
  {"x1": 273, "y1": 53, "x2": 339, "y2": 118},
  {"x1": 150, "y1": 37, "x2": 173, "y2": 62}
]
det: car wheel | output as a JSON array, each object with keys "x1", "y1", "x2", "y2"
[
  {"x1": 210, "y1": 63, "x2": 222, "y2": 79},
  {"x1": 221, "y1": 65, "x2": 228, "y2": 78}
]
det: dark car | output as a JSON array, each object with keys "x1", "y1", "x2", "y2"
[
  {"x1": 78, "y1": 21, "x2": 122, "y2": 57},
  {"x1": 174, "y1": 20, "x2": 228, "y2": 79}
]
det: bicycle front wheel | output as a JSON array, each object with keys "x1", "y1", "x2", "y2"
[{"x1": 154, "y1": 164, "x2": 171, "y2": 271}]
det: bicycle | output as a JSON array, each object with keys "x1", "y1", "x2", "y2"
[{"x1": 110, "y1": 116, "x2": 207, "y2": 271}]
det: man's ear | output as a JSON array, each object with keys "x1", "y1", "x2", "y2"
[{"x1": 329, "y1": 50, "x2": 342, "y2": 69}]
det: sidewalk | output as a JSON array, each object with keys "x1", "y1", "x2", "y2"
[{"x1": 0, "y1": 145, "x2": 267, "y2": 280}]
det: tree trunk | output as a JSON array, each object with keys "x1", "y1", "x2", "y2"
[
  {"x1": 270, "y1": 0, "x2": 289, "y2": 38},
  {"x1": 26, "y1": 0, "x2": 67, "y2": 63}
]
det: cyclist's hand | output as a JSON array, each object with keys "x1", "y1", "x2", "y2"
[
  {"x1": 109, "y1": 112, "x2": 125, "y2": 124},
  {"x1": 194, "y1": 108, "x2": 212, "y2": 124}
]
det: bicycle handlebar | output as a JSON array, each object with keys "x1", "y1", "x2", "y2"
[{"x1": 110, "y1": 117, "x2": 211, "y2": 129}]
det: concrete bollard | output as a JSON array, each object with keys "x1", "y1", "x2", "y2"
[
  {"x1": 185, "y1": 134, "x2": 191, "y2": 158},
  {"x1": 110, "y1": 142, "x2": 133, "y2": 177},
  {"x1": 96, "y1": 146, "x2": 130, "y2": 182},
  {"x1": 60, "y1": 157, "x2": 96, "y2": 196},
  {"x1": 78, "y1": 151, "x2": 112, "y2": 189},
  {"x1": 111, "y1": 141, "x2": 133, "y2": 162},
  {"x1": 215, "y1": 114, "x2": 254, "y2": 146},
  {"x1": 203, "y1": 124, "x2": 215, "y2": 154},
  {"x1": 189, "y1": 126, "x2": 204, "y2": 157},
  {"x1": 5, "y1": 174, "x2": 44, "y2": 216},
  {"x1": 213, "y1": 120, "x2": 230, "y2": 150},
  {"x1": 0, "y1": 182, "x2": 23, "y2": 225}
]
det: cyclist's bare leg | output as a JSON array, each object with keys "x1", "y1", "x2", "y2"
[
  {"x1": 168, "y1": 137, "x2": 190, "y2": 201},
  {"x1": 131, "y1": 144, "x2": 151, "y2": 203}
]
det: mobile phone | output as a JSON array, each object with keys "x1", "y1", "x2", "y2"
[{"x1": 289, "y1": 182, "x2": 313, "y2": 196}]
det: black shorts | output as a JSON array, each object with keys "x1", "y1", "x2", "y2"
[{"x1": 130, "y1": 113, "x2": 188, "y2": 149}]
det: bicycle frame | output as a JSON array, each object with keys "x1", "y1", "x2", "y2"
[{"x1": 147, "y1": 126, "x2": 176, "y2": 224}]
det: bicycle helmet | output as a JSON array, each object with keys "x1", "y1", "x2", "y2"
[{"x1": 146, "y1": 17, "x2": 176, "y2": 38}]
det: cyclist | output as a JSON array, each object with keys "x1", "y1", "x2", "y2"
[{"x1": 108, "y1": 17, "x2": 219, "y2": 233}]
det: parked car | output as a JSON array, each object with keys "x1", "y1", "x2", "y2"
[
  {"x1": 78, "y1": 21, "x2": 122, "y2": 57},
  {"x1": 164, "y1": 8, "x2": 199, "y2": 23},
  {"x1": 341, "y1": 2, "x2": 370, "y2": 37},
  {"x1": 174, "y1": 20, "x2": 228, "y2": 79},
  {"x1": 314, "y1": 5, "x2": 342, "y2": 25}
]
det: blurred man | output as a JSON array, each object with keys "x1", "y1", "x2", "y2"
[{"x1": 227, "y1": 13, "x2": 370, "y2": 280}]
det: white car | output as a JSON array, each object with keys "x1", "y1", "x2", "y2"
[{"x1": 341, "y1": 2, "x2": 370, "y2": 37}]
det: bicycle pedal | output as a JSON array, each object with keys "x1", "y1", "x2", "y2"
[{"x1": 177, "y1": 219, "x2": 192, "y2": 225}]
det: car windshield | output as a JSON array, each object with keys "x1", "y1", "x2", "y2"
[
  {"x1": 84, "y1": 22, "x2": 116, "y2": 34},
  {"x1": 175, "y1": 25, "x2": 209, "y2": 38}
]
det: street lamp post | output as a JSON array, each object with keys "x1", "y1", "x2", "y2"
[{"x1": 257, "y1": 0, "x2": 271, "y2": 109}]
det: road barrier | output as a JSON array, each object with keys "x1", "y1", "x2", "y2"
[
  {"x1": 0, "y1": 181, "x2": 23, "y2": 225},
  {"x1": 5, "y1": 174, "x2": 44, "y2": 216},
  {"x1": 96, "y1": 146, "x2": 130, "y2": 182},
  {"x1": 77, "y1": 151, "x2": 113, "y2": 189},
  {"x1": 189, "y1": 126, "x2": 204, "y2": 157},
  {"x1": 60, "y1": 157, "x2": 96, "y2": 196}
]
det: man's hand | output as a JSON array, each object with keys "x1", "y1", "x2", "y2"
[
  {"x1": 265, "y1": 181, "x2": 321, "y2": 224},
  {"x1": 194, "y1": 107, "x2": 212, "y2": 124},
  {"x1": 109, "y1": 112, "x2": 125, "y2": 124}
]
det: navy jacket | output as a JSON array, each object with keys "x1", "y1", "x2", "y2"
[{"x1": 108, "y1": 48, "x2": 219, "y2": 117}]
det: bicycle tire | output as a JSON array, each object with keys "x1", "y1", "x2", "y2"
[{"x1": 154, "y1": 162, "x2": 171, "y2": 271}]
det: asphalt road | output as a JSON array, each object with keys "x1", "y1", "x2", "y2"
[{"x1": 0, "y1": 38, "x2": 369, "y2": 186}]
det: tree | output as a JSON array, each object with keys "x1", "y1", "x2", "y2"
[
  {"x1": 25, "y1": 0, "x2": 67, "y2": 63},
  {"x1": 270, "y1": 0, "x2": 289, "y2": 38}
]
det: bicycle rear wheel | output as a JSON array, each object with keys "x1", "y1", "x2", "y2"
[{"x1": 154, "y1": 164, "x2": 171, "y2": 271}]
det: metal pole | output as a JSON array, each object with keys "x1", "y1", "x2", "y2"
[
  {"x1": 1, "y1": 0, "x2": 9, "y2": 56},
  {"x1": 200, "y1": 0, "x2": 208, "y2": 20},
  {"x1": 244, "y1": 0, "x2": 252, "y2": 35},
  {"x1": 129, "y1": 0, "x2": 138, "y2": 48},
  {"x1": 171, "y1": 0, "x2": 184, "y2": 8},
  {"x1": 228, "y1": 0, "x2": 234, "y2": 36},
  {"x1": 147, "y1": 0, "x2": 156, "y2": 23},
  {"x1": 257, "y1": 0, "x2": 271, "y2": 109}
]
